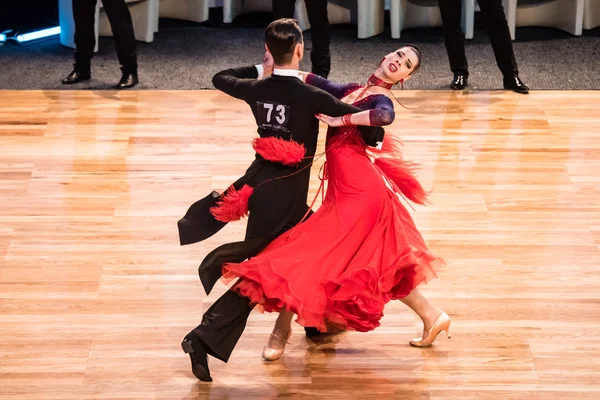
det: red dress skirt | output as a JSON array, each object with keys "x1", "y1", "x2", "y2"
[{"x1": 222, "y1": 127, "x2": 444, "y2": 333}]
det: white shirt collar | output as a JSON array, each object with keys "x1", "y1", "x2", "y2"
[{"x1": 273, "y1": 68, "x2": 301, "y2": 80}]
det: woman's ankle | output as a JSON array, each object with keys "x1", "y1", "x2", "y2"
[
  {"x1": 422, "y1": 307, "x2": 442, "y2": 330},
  {"x1": 272, "y1": 322, "x2": 291, "y2": 336}
]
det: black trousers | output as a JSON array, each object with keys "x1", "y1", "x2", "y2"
[
  {"x1": 192, "y1": 288, "x2": 253, "y2": 363},
  {"x1": 189, "y1": 160, "x2": 314, "y2": 362},
  {"x1": 273, "y1": 0, "x2": 330, "y2": 78},
  {"x1": 192, "y1": 211, "x2": 312, "y2": 363},
  {"x1": 72, "y1": 0, "x2": 137, "y2": 71},
  {"x1": 438, "y1": 0, "x2": 517, "y2": 77}
]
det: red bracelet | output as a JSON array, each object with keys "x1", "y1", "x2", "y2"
[{"x1": 341, "y1": 114, "x2": 353, "y2": 126}]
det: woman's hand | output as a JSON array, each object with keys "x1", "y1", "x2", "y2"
[
  {"x1": 315, "y1": 113, "x2": 344, "y2": 127},
  {"x1": 299, "y1": 71, "x2": 310, "y2": 82},
  {"x1": 262, "y1": 52, "x2": 274, "y2": 78}
]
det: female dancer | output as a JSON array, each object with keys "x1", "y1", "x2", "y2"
[{"x1": 219, "y1": 45, "x2": 451, "y2": 360}]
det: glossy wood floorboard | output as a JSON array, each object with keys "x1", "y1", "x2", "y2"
[{"x1": 0, "y1": 90, "x2": 599, "y2": 399}]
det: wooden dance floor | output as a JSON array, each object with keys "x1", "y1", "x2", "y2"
[{"x1": 1, "y1": 89, "x2": 599, "y2": 399}]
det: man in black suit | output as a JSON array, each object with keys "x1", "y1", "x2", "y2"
[
  {"x1": 62, "y1": 0, "x2": 138, "y2": 88},
  {"x1": 273, "y1": 0, "x2": 330, "y2": 78},
  {"x1": 438, "y1": 0, "x2": 529, "y2": 94},
  {"x1": 178, "y1": 18, "x2": 384, "y2": 382}
]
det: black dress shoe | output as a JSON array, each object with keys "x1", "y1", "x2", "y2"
[
  {"x1": 503, "y1": 75, "x2": 529, "y2": 94},
  {"x1": 450, "y1": 74, "x2": 468, "y2": 90},
  {"x1": 304, "y1": 326, "x2": 321, "y2": 337},
  {"x1": 181, "y1": 332, "x2": 212, "y2": 382},
  {"x1": 117, "y1": 69, "x2": 138, "y2": 89},
  {"x1": 62, "y1": 69, "x2": 91, "y2": 85}
]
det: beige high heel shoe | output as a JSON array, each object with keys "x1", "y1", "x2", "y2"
[
  {"x1": 262, "y1": 329, "x2": 292, "y2": 361},
  {"x1": 410, "y1": 312, "x2": 452, "y2": 347}
]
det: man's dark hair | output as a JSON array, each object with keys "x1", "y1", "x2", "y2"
[{"x1": 265, "y1": 18, "x2": 303, "y2": 65}]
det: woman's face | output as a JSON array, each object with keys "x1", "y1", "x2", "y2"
[{"x1": 380, "y1": 46, "x2": 419, "y2": 82}]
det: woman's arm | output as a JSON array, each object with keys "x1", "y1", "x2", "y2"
[
  {"x1": 316, "y1": 95, "x2": 395, "y2": 127},
  {"x1": 302, "y1": 72, "x2": 361, "y2": 99}
]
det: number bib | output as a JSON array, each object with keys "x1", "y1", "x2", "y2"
[{"x1": 257, "y1": 101, "x2": 291, "y2": 133}]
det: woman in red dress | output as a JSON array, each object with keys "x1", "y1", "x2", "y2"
[{"x1": 221, "y1": 45, "x2": 451, "y2": 360}]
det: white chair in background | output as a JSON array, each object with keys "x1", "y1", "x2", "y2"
[
  {"x1": 291, "y1": 0, "x2": 356, "y2": 34},
  {"x1": 389, "y1": 0, "x2": 474, "y2": 40},
  {"x1": 583, "y1": 0, "x2": 600, "y2": 30},
  {"x1": 221, "y1": 0, "x2": 313, "y2": 29},
  {"x1": 59, "y1": 0, "x2": 158, "y2": 51},
  {"x1": 220, "y1": 0, "x2": 308, "y2": 30},
  {"x1": 222, "y1": 0, "x2": 385, "y2": 39},
  {"x1": 503, "y1": 0, "x2": 584, "y2": 40},
  {"x1": 158, "y1": 0, "x2": 221, "y2": 25},
  {"x1": 59, "y1": 0, "x2": 87, "y2": 50},
  {"x1": 99, "y1": 0, "x2": 159, "y2": 42},
  {"x1": 222, "y1": 0, "x2": 272, "y2": 23},
  {"x1": 326, "y1": 0, "x2": 386, "y2": 39}
]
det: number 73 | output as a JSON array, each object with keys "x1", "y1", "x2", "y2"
[{"x1": 263, "y1": 103, "x2": 286, "y2": 124}]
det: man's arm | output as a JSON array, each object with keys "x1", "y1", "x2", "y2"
[
  {"x1": 212, "y1": 52, "x2": 274, "y2": 100},
  {"x1": 316, "y1": 95, "x2": 395, "y2": 127},
  {"x1": 311, "y1": 87, "x2": 364, "y2": 117},
  {"x1": 212, "y1": 65, "x2": 263, "y2": 101},
  {"x1": 311, "y1": 88, "x2": 385, "y2": 147},
  {"x1": 357, "y1": 126, "x2": 385, "y2": 148}
]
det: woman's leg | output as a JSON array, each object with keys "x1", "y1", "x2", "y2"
[
  {"x1": 400, "y1": 287, "x2": 447, "y2": 341},
  {"x1": 262, "y1": 309, "x2": 294, "y2": 360}
]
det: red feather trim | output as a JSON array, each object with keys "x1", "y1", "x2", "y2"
[
  {"x1": 374, "y1": 158, "x2": 427, "y2": 205},
  {"x1": 367, "y1": 134, "x2": 428, "y2": 205},
  {"x1": 252, "y1": 137, "x2": 306, "y2": 166},
  {"x1": 209, "y1": 184, "x2": 254, "y2": 222},
  {"x1": 370, "y1": 134, "x2": 404, "y2": 156}
]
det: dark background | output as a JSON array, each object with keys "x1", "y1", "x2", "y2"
[
  {"x1": 1, "y1": 2, "x2": 599, "y2": 91},
  {"x1": 0, "y1": 2, "x2": 59, "y2": 32}
]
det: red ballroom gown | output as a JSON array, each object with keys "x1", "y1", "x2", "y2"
[{"x1": 221, "y1": 74, "x2": 444, "y2": 332}]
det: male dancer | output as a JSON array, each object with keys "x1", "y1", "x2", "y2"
[{"x1": 178, "y1": 18, "x2": 385, "y2": 382}]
